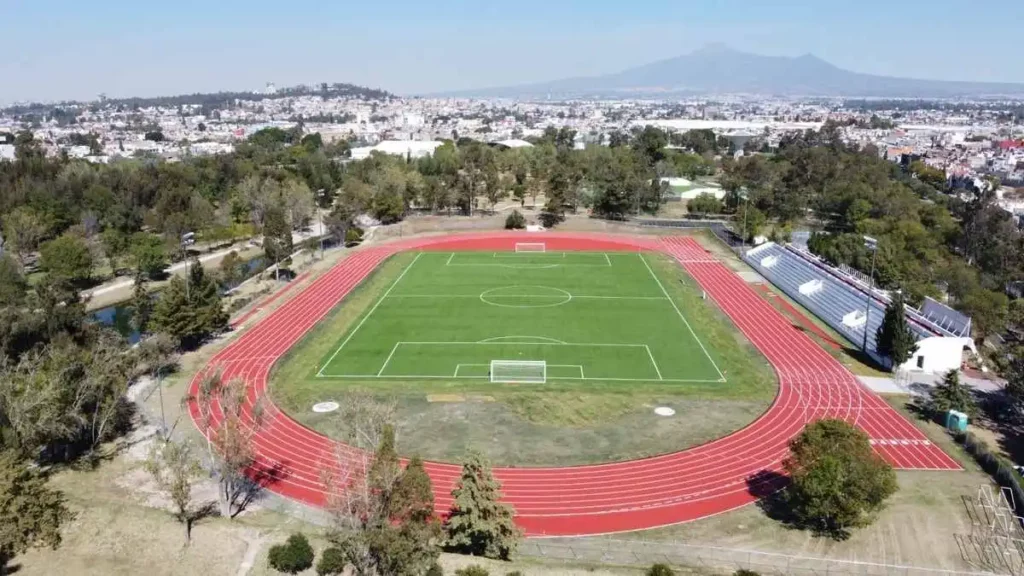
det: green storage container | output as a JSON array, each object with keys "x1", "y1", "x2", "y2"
[{"x1": 946, "y1": 410, "x2": 968, "y2": 432}]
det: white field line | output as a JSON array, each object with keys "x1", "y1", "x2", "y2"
[
  {"x1": 317, "y1": 252, "x2": 423, "y2": 377},
  {"x1": 385, "y1": 294, "x2": 668, "y2": 300},
  {"x1": 376, "y1": 342, "x2": 401, "y2": 376},
  {"x1": 446, "y1": 252, "x2": 455, "y2": 265},
  {"x1": 639, "y1": 253, "x2": 727, "y2": 382},
  {"x1": 644, "y1": 345, "x2": 664, "y2": 380},
  {"x1": 319, "y1": 374, "x2": 721, "y2": 383},
  {"x1": 393, "y1": 341, "x2": 649, "y2": 347}
]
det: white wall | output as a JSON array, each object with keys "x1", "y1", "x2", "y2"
[{"x1": 898, "y1": 336, "x2": 975, "y2": 374}]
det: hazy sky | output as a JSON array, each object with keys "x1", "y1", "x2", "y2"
[{"x1": 3, "y1": 0, "x2": 1023, "y2": 104}]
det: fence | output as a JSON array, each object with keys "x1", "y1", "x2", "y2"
[{"x1": 519, "y1": 538, "x2": 1002, "y2": 576}]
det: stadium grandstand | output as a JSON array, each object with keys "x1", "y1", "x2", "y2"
[{"x1": 745, "y1": 242, "x2": 976, "y2": 372}]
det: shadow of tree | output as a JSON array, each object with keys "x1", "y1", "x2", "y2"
[
  {"x1": 230, "y1": 460, "x2": 289, "y2": 518},
  {"x1": 746, "y1": 469, "x2": 854, "y2": 541}
]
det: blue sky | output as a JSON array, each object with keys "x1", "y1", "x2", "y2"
[{"x1": 2, "y1": 0, "x2": 1023, "y2": 103}]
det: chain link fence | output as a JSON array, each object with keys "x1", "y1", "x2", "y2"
[{"x1": 519, "y1": 538, "x2": 1003, "y2": 576}]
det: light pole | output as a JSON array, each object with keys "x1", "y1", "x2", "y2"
[
  {"x1": 157, "y1": 365, "x2": 167, "y2": 439},
  {"x1": 317, "y1": 189, "x2": 326, "y2": 260},
  {"x1": 861, "y1": 236, "x2": 878, "y2": 352}
]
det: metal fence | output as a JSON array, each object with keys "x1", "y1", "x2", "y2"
[{"x1": 519, "y1": 538, "x2": 1003, "y2": 576}]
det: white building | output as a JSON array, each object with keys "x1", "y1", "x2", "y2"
[{"x1": 349, "y1": 140, "x2": 444, "y2": 161}]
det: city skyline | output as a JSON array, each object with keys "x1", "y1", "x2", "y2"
[{"x1": 3, "y1": 0, "x2": 1024, "y2": 104}]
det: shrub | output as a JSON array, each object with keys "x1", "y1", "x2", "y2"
[
  {"x1": 268, "y1": 533, "x2": 314, "y2": 574},
  {"x1": 454, "y1": 566, "x2": 490, "y2": 576},
  {"x1": 538, "y1": 211, "x2": 562, "y2": 229},
  {"x1": 315, "y1": 546, "x2": 346, "y2": 575},
  {"x1": 504, "y1": 210, "x2": 526, "y2": 230},
  {"x1": 345, "y1": 227, "x2": 364, "y2": 246},
  {"x1": 646, "y1": 564, "x2": 676, "y2": 576},
  {"x1": 505, "y1": 572, "x2": 524, "y2": 576},
  {"x1": 955, "y1": 431, "x2": 1024, "y2": 507},
  {"x1": 426, "y1": 564, "x2": 445, "y2": 576},
  {"x1": 734, "y1": 570, "x2": 761, "y2": 576}
]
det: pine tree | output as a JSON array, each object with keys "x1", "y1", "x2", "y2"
[
  {"x1": 391, "y1": 455, "x2": 435, "y2": 523},
  {"x1": 0, "y1": 450, "x2": 75, "y2": 572},
  {"x1": 151, "y1": 261, "x2": 227, "y2": 349},
  {"x1": 263, "y1": 205, "x2": 293, "y2": 268},
  {"x1": 444, "y1": 453, "x2": 521, "y2": 560},
  {"x1": 875, "y1": 291, "x2": 918, "y2": 369},
  {"x1": 130, "y1": 271, "x2": 152, "y2": 335},
  {"x1": 929, "y1": 369, "x2": 977, "y2": 417}
]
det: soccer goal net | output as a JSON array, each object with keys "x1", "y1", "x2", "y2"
[
  {"x1": 515, "y1": 242, "x2": 546, "y2": 253},
  {"x1": 490, "y1": 360, "x2": 547, "y2": 384}
]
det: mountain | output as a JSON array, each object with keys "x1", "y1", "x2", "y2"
[{"x1": 438, "y1": 44, "x2": 1024, "y2": 99}]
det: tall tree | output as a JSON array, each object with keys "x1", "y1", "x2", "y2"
[
  {"x1": 928, "y1": 369, "x2": 976, "y2": 417},
  {"x1": 1, "y1": 207, "x2": 47, "y2": 265},
  {"x1": 875, "y1": 291, "x2": 918, "y2": 369},
  {"x1": 130, "y1": 271, "x2": 152, "y2": 336},
  {"x1": 444, "y1": 453, "x2": 521, "y2": 560},
  {"x1": 0, "y1": 450, "x2": 75, "y2": 573},
  {"x1": 145, "y1": 439, "x2": 208, "y2": 544},
  {"x1": 39, "y1": 233, "x2": 93, "y2": 285},
  {"x1": 782, "y1": 419, "x2": 897, "y2": 539},
  {"x1": 262, "y1": 205, "x2": 293, "y2": 269},
  {"x1": 150, "y1": 261, "x2": 227, "y2": 349}
]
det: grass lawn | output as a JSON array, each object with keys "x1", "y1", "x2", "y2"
[{"x1": 270, "y1": 249, "x2": 776, "y2": 466}]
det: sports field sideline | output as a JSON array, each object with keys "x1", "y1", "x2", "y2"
[{"x1": 316, "y1": 250, "x2": 726, "y2": 383}]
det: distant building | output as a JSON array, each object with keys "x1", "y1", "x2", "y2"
[
  {"x1": 349, "y1": 140, "x2": 444, "y2": 161},
  {"x1": 490, "y1": 139, "x2": 534, "y2": 150}
]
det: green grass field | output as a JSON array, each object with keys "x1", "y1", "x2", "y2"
[
  {"x1": 271, "y1": 248, "x2": 776, "y2": 466},
  {"x1": 316, "y1": 251, "x2": 724, "y2": 384}
]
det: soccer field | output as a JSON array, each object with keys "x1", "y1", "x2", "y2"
[{"x1": 317, "y1": 250, "x2": 726, "y2": 384}]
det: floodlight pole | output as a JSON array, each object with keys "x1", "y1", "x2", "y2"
[{"x1": 862, "y1": 237, "x2": 878, "y2": 352}]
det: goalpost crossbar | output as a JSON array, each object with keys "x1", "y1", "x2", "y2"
[
  {"x1": 490, "y1": 360, "x2": 546, "y2": 383},
  {"x1": 514, "y1": 242, "x2": 546, "y2": 253}
]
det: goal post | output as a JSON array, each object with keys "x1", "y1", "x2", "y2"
[
  {"x1": 490, "y1": 360, "x2": 547, "y2": 384},
  {"x1": 515, "y1": 242, "x2": 546, "y2": 253}
]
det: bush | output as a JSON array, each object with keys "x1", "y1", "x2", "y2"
[
  {"x1": 538, "y1": 211, "x2": 562, "y2": 229},
  {"x1": 646, "y1": 564, "x2": 675, "y2": 576},
  {"x1": 268, "y1": 533, "x2": 314, "y2": 574},
  {"x1": 955, "y1": 431, "x2": 1024, "y2": 507},
  {"x1": 345, "y1": 227, "x2": 364, "y2": 247},
  {"x1": 426, "y1": 564, "x2": 444, "y2": 576},
  {"x1": 734, "y1": 570, "x2": 761, "y2": 576},
  {"x1": 505, "y1": 210, "x2": 526, "y2": 230},
  {"x1": 505, "y1": 572, "x2": 524, "y2": 576},
  {"x1": 315, "y1": 546, "x2": 346, "y2": 575},
  {"x1": 454, "y1": 566, "x2": 490, "y2": 576}
]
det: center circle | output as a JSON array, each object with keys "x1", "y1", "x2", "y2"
[{"x1": 479, "y1": 285, "x2": 573, "y2": 308}]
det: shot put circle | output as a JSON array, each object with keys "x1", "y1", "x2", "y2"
[{"x1": 479, "y1": 285, "x2": 573, "y2": 308}]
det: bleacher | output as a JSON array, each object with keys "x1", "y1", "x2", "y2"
[{"x1": 744, "y1": 242, "x2": 968, "y2": 365}]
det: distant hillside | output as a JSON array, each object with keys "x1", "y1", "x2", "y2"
[
  {"x1": 439, "y1": 44, "x2": 1024, "y2": 99},
  {"x1": 3, "y1": 82, "x2": 394, "y2": 117}
]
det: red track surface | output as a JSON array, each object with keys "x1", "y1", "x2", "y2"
[{"x1": 187, "y1": 233, "x2": 960, "y2": 537}]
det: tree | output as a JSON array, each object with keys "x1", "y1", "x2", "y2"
[
  {"x1": 268, "y1": 533, "x2": 315, "y2": 574},
  {"x1": 321, "y1": 425, "x2": 441, "y2": 576},
  {"x1": 735, "y1": 202, "x2": 767, "y2": 242},
  {"x1": 2, "y1": 207, "x2": 47, "y2": 265},
  {"x1": 444, "y1": 453, "x2": 521, "y2": 560},
  {"x1": 263, "y1": 205, "x2": 293, "y2": 269},
  {"x1": 100, "y1": 228, "x2": 130, "y2": 274},
  {"x1": 0, "y1": 450, "x2": 75, "y2": 572},
  {"x1": 504, "y1": 210, "x2": 526, "y2": 230},
  {"x1": 151, "y1": 262, "x2": 227, "y2": 349},
  {"x1": 929, "y1": 369, "x2": 977, "y2": 417},
  {"x1": 39, "y1": 233, "x2": 93, "y2": 285},
  {"x1": 145, "y1": 439, "x2": 209, "y2": 544},
  {"x1": 875, "y1": 291, "x2": 918, "y2": 369},
  {"x1": 130, "y1": 271, "x2": 152, "y2": 335},
  {"x1": 217, "y1": 251, "x2": 246, "y2": 288},
  {"x1": 129, "y1": 233, "x2": 168, "y2": 279},
  {"x1": 782, "y1": 420, "x2": 897, "y2": 539},
  {"x1": 687, "y1": 192, "x2": 723, "y2": 218},
  {"x1": 191, "y1": 373, "x2": 264, "y2": 518},
  {"x1": 0, "y1": 255, "x2": 27, "y2": 307},
  {"x1": 646, "y1": 564, "x2": 675, "y2": 576}
]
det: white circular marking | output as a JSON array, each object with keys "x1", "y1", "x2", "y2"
[
  {"x1": 479, "y1": 286, "x2": 572, "y2": 308},
  {"x1": 654, "y1": 406, "x2": 676, "y2": 417},
  {"x1": 312, "y1": 401, "x2": 340, "y2": 413}
]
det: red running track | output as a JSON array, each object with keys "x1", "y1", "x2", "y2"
[{"x1": 187, "y1": 232, "x2": 960, "y2": 537}]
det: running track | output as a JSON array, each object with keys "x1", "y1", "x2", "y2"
[{"x1": 187, "y1": 232, "x2": 960, "y2": 537}]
